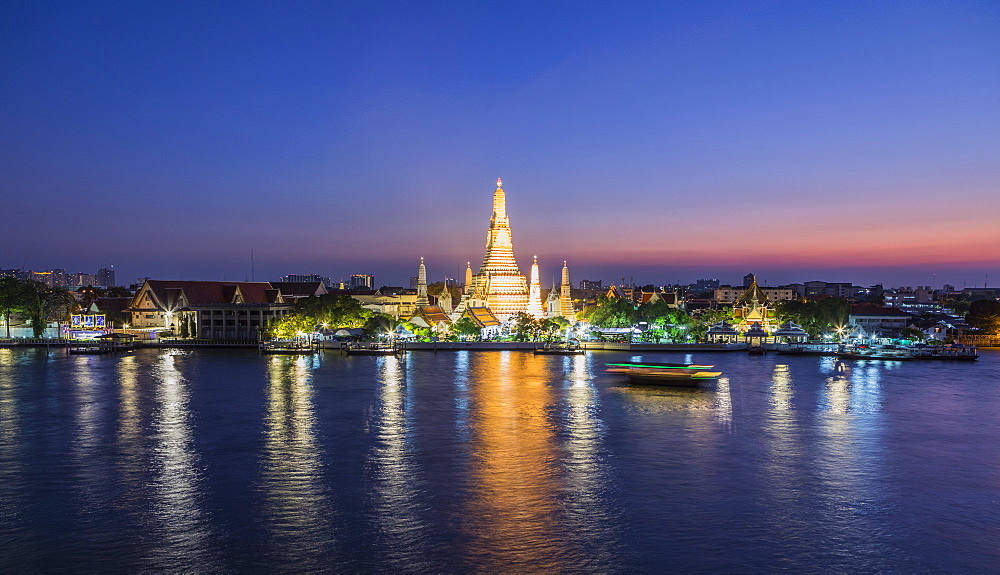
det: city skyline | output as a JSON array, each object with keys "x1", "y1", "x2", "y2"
[{"x1": 3, "y1": 2, "x2": 998, "y2": 289}]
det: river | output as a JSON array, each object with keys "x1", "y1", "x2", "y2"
[{"x1": 1, "y1": 347, "x2": 998, "y2": 572}]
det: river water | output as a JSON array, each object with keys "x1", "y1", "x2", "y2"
[{"x1": 1, "y1": 347, "x2": 998, "y2": 572}]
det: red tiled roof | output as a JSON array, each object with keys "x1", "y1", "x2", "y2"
[{"x1": 138, "y1": 280, "x2": 282, "y2": 308}]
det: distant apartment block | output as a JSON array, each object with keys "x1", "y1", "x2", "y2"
[
  {"x1": 784, "y1": 281, "x2": 855, "y2": 299},
  {"x1": 692, "y1": 279, "x2": 720, "y2": 292},
  {"x1": 281, "y1": 273, "x2": 331, "y2": 286},
  {"x1": 714, "y1": 285, "x2": 796, "y2": 305},
  {"x1": 351, "y1": 274, "x2": 374, "y2": 289},
  {"x1": 97, "y1": 267, "x2": 116, "y2": 287},
  {"x1": 883, "y1": 286, "x2": 934, "y2": 308},
  {"x1": 579, "y1": 279, "x2": 603, "y2": 290}
]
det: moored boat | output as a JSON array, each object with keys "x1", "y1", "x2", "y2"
[
  {"x1": 534, "y1": 341, "x2": 584, "y2": 355},
  {"x1": 345, "y1": 342, "x2": 399, "y2": 355},
  {"x1": 260, "y1": 340, "x2": 318, "y2": 354},
  {"x1": 907, "y1": 344, "x2": 979, "y2": 361},
  {"x1": 835, "y1": 345, "x2": 913, "y2": 361}
]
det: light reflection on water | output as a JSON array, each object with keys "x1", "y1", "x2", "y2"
[
  {"x1": 560, "y1": 354, "x2": 621, "y2": 570},
  {"x1": 369, "y1": 354, "x2": 432, "y2": 571},
  {"x1": 462, "y1": 351, "x2": 566, "y2": 571},
  {"x1": 1, "y1": 348, "x2": 999, "y2": 572},
  {"x1": 146, "y1": 351, "x2": 218, "y2": 571},
  {"x1": 0, "y1": 349, "x2": 23, "y2": 535},
  {"x1": 259, "y1": 354, "x2": 334, "y2": 567}
]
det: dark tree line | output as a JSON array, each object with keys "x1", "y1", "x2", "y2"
[{"x1": 0, "y1": 277, "x2": 78, "y2": 337}]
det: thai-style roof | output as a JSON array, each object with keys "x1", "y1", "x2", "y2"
[
  {"x1": 127, "y1": 280, "x2": 285, "y2": 312},
  {"x1": 733, "y1": 276, "x2": 771, "y2": 308},
  {"x1": 706, "y1": 320, "x2": 739, "y2": 335},
  {"x1": 418, "y1": 305, "x2": 452, "y2": 326},
  {"x1": 773, "y1": 321, "x2": 809, "y2": 337},
  {"x1": 744, "y1": 322, "x2": 769, "y2": 337},
  {"x1": 467, "y1": 307, "x2": 500, "y2": 328}
]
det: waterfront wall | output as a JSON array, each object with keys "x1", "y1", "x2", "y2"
[{"x1": 318, "y1": 341, "x2": 748, "y2": 352}]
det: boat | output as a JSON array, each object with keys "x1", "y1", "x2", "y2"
[
  {"x1": 775, "y1": 343, "x2": 839, "y2": 356},
  {"x1": 345, "y1": 342, "x2": 399, "y2": 355},
  {"x1": 606, "y1": 361, "x2": 722, "y2": 387},
  {"x1": 534, "y1": 341, "x2": 584, "y2": 355},
  {"x1": 748, "y1": 346, "x2": 766, "y2": 356},
  {"x1": 907, "y1": 344, "x2": 979, "y2": 361},
  {"x1": 259, "y1": 340, "x2": 318, "y2": 354},
  {"x1": 835, "y1": 345, "x2": 913, "y2": 361},
  {"x1": 67, "y1": 333, "x2": 137, "y2": 355}
]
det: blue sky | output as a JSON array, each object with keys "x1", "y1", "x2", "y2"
[{"x1": 2, "y1": 1, "x2": 998, "y2": 288}]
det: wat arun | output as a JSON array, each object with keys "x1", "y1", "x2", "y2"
[{"x1": 469, "y1": 178, "x2": 530, "y2": 320}]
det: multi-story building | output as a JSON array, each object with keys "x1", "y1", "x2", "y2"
[
  {"x1": 68, "y1": 272, "x2": 97, "y2": 287},
  {"x1": 849, "y1": 304, "x2": 912, "y2": 336},
  {"x1": 714, "y1": 284, "x2": 795, "y2": 305},
  {"x1": 125, "y1": 280, "x2": 294, "y2": 340},
  {"x1": 97, "y1": 267, "x2": 116, "y2": 287},
  {"x1": 883, "y1": 286, "x2": 937, "y2": 311},
  {"x1": 350, "y1": 274, "x2": 375, "y2": 289},
  {"x1": 579, "y1": 279, "x2": 603, "y2": 290},
  {"x1": 281, "y1": 273, "x2": 331, "y2": 286},
  {"x1": 31, "y1": 269, "x2": 67, "y2": 287},
  {"x1": 692, "y1": 279, "x2": 720, "y2": 292},
  {"x1": 784, "y1": 281, "x2": 854, "y2": 299}
]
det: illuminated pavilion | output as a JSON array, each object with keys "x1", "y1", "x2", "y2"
[
  {"x1": 733, "y1": 275, "x2": 779, "y2": 334},
  {"x1": 470, "y1": 178, "x2": 529, "y2": 320}
]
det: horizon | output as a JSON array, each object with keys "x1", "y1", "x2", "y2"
[{"x1": 3, "y1": 2, "x2": 998, "y2": 290}]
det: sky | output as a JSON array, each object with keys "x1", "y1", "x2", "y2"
[{"x1": 2, "y1": 1, "x2": 998, "y2": 289}]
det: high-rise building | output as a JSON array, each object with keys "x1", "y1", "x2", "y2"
[
  {"x1": 579, "y1": 279, "x2": 603, "y2": 290},
  {"x1": 97, "y1": 267, "x2": 116, "y2": 287},
  {"x1": 350, "y1": 274, "x2": 374, "y2": 289},
  {"x1": 471, "y1": 178, "x2": 528, "y2": 320}
]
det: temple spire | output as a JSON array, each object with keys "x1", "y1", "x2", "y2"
[
  {"x1": 416, "y1": 257, "x2": 429, "y2": 308},
  {"x1": 560, "y1": 260, "x2": 575, "y2": 321},
  {"x1": 474, "y1": 178, "x2": 528, "y2": 320},
  {"x1": 527, "y1": 255, "x2": 544, "y2": 319}
]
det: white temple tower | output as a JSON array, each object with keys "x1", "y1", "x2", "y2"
[
  {"x1": 526, "y1": 256, "x2": 545, "y2": 319},
  {"x1": 416, "y1": 257, "x2": 429, "y2": 308},
  {"x1": 560, "y1": 261, "x2": 575, "y2": 322}
]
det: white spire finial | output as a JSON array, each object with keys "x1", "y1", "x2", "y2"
[{"x1": 496, "y1": 177, "x2": 502, "y2": 187}]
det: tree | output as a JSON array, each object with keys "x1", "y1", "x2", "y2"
[
  {"x1": 21, "y1": 281, "x2": 76, "y2": 337},
  {"x1": 0, "y1": 277, "x2": 30, "y2": 338},
  {"x1": 451, "y1": 317, "x2": 481, "y2": 339},
  {"x1": 265, "y1": 313, "x2": 317, "y2": 340},
  {"x1": 510, "y1": 312, "x2": 540, "y2": 341},
  {"x1": 581, "y1": 295, "x2": 637, "y2": 328},
  {"x1": 966, "y1": 299, "x2": 1000, "y2": 334},
  {"x1": 776, "y1": 297, "x2": 850, "y2": 337},
  {"x1": 363, "y1": 313, "x2": 398, "y2": 338},
  {"x1": 689, "y1": 308, "x2": 733, "y2": 342},
  {"x1": 539, "y1": 316, "x2": 570, "y2": 341},
  {"x1": 294, "y1": 294, "x2": 373, "y2": 329}
]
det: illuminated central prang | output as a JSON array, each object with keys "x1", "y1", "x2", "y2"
[{"x1": 472, "y1": 178, "x2": 529, "y2": 320}]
